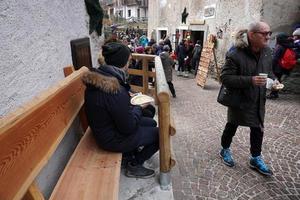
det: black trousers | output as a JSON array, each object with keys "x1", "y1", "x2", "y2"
[
  {"x1": 178, "y1": 58, "x2": 185, "y2": 72},
  {"x1": 130, "y1": 117, "x2": 159, "y2": 165},
  {"x1": 221, "y1": 122, "x2": 264, "y2": 157},
  {"x1": 167, "y1": 81, "x2": 176, "y2": 97}
]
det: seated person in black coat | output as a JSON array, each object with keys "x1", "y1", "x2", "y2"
[{"x1": 82, "y1": 42, "x2": 159, "y2": 178}]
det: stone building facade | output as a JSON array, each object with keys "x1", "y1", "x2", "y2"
[{"x1": 148, "y1": 0, "x2": 300, "y2": 59}]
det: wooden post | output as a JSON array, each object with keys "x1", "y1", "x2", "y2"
[
  {"x1": 212, "y1": 48, "x2": 221, "y2": 83},
  {"x1": 158, "y1": 93, "x2": 171, "y2": 173},
  {"x1": 142, "y1": 57, "x2": 149, "y2": 94}
]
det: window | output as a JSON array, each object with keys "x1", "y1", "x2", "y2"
[
  {"x1": 119, "y1": 10, "x2": 123, "y2": 17},
  {"x1": 137, "y1": 9, "x2": 140, "y2": 18},
  {"x1": 128, "y1": 10, "x2": 131, "y2": 17}
]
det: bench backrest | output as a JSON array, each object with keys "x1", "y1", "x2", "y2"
[{"x1": 0, "y1": 67, "x2": 88, "y2": 200}]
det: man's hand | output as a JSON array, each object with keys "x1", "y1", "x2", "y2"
[{"x1": 252, "y1": 76, "x2": 267, "y2": 86}]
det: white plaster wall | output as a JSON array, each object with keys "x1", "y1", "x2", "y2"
[
  {"x1": 125, "y1": 5, "x2": 138, "y2": 19},
  {"x1": 0, "y1": 0, "x2": 89, "y2": 117}
]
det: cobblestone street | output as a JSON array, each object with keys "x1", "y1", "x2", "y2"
[{"x1": 170, "y1": 74, "x2": 300, "y2": 200}]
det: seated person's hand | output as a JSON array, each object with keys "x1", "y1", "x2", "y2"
[
  {"x1": 139, "y1": 103, "x2": 151, "y2": 109},
  {"x1": 129, "y1": 91, "x2": 141, "y2": 97}
]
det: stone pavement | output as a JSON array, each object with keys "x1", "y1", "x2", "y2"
[{"x1": 170, "y1": 74, "x2": 300, "y2": 200}]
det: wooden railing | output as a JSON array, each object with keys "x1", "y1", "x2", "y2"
[
  {"x1": 128, "y1": 54, "x2": 176, "y2": 189},
  {"x1": 154, "y1": 56, "x2": 176, "y2": 189},
  {"x1": 128, "y1": 53, "x2": 156, "y2": 96}
]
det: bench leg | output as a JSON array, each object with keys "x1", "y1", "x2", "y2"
[{"x1": 160, "y1": 172, "x2": 171, "y2": 190}]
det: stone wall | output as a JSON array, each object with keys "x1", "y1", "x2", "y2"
[
  {"x1": 0, "y1": 0, "x2": 92, "y2": 116},
  {"x1": 262, "y1": 0, "x2": 300, "y2": 34}
]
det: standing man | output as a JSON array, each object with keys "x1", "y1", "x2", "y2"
[{"x1": 219, "y1": 22, "x2": 274, "y2": 176}]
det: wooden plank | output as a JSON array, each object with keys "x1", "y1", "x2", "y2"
[
  {"x1": 212, "y1": 48, "x2": 221, "y2": 83},
  {"x1": 63, "y1": 66, "x2": 88, "y2": 132},
  {"x1": 132, "y1": 53, "x2": 156, "y2": 61},
  {"x1": 127, "y1": 69, "x2": 155, "y2": 77},
  {"x1": 0, "y1": 67, "x2": 89, "y2": 200},
  {"x1": 22, "y1": 182, "x2": 44, "y2": 200},
  {"x1": 50, "y1": 128, "x2": 122, "y2": 200},
  {"x1": 142, "y1": 58, "x2": 149, "y2": 94}
]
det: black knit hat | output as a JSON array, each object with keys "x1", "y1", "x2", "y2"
[
  {"x1": 102, "y1": 42, "x2": 131, "y2": 68},
  {"x1": 276, "y1": 32, "x2": 289, "y2": 44}
]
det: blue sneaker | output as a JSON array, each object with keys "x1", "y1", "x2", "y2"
[
  {"x1": 220, "y1": 148, "x2": 234, "y2": 167},
  {"x1": 250, "y1": 156, "x2": 273, "y2": 176}
]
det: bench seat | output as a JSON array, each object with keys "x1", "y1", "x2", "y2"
[{"x1": 50, "y1": 127, "x2": 122, "y2": 200}]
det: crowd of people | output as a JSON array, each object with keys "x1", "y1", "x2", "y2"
[{"x1": 110, "y1": 28, "x2": 203, "y2": 77}]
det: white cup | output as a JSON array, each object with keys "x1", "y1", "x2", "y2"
[{"x1": 258, "y1": 73, "x2": 268, "y2": 79}]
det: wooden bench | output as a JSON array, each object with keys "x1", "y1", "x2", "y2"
[
  {"x1": 0, "y1": 54, "x2": 176, "y2": 199},
  {"x1": 0, "y1": 66, "x2": 122, "y2": 200}
]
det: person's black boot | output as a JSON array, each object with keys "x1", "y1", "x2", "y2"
[
  {"x1": 125, "y1": 162, "x2": 155, "y2": 178},
  {"x1": 121, "y1": 153, "x2": 135, "y2": 169}
]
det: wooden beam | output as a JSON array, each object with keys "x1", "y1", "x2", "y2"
[
  {"x1": 158, "y1": 92, "x2": 172, "y2": 173},
  {"x1": 127, "y1": 69, "x2": 155, "y2": 77},
  {"x1": 22, "y1": 182, "x2": 44, "y2": 200},
  {"x1": 132, "y1": 53, "x2": 156, "y2": 61},
  {"x1": 63, "y1": 66, "x2": 88, "y2": 132},
  {"x1": 0, "y1": 67, "x2": 88, "y2": 200}
]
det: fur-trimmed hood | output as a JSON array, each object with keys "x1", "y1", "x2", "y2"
[
  {"x1": 82, "y1": 70, "x2": 120, "y2": 94},
  {"x1": 82, "y1": 64, "x2": 128, "y2": 94},
  {"x1": 233, "y1": 29, "x2": 249, "y2": 49}
]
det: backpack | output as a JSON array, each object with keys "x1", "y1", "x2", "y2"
[{"x1": 279, "y1": 48, "x2": 297, "y2": 70}]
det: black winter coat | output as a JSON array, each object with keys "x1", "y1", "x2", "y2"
[
  {"x1": 221, "y1": 30, "x2": 274, "y2": 127},
  {"x1": 82, "y1": 65, "x2": 143, "y2": 152}
]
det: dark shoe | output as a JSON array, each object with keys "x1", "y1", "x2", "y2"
[
  {"x1": 250, "y1": 156, "x2": 273, "y2": 176},
  {"x1": 121, "y1": 154, "x2": 134, "y2": 169},
  {"x1": 125, "y1": 162, "x2": 155, "y2": 178},
  {"x1": 220, "y1": 148, "x2": 235, "y2": 167},
  {"x1": 172, "y1": 94, "x2": 176, "y2": 98}
]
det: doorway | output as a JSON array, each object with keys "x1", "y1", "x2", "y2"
[
  {"x1": 158, "y1": 30, "x2": 167, "y2": 40},
  {"x1": 191, "y1": 31, "x2": 205, "y2": 46}
]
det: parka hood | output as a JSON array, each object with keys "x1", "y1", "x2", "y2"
[
  {"x1": 233, "y1": 29, "x2": 249, "y2": 49},
  {"x1": 82, "y1": 68, "x2": 121, "y2": 94},
  {"x1": 159, "y1": 51, "x2": 169, "y2": 59}
]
